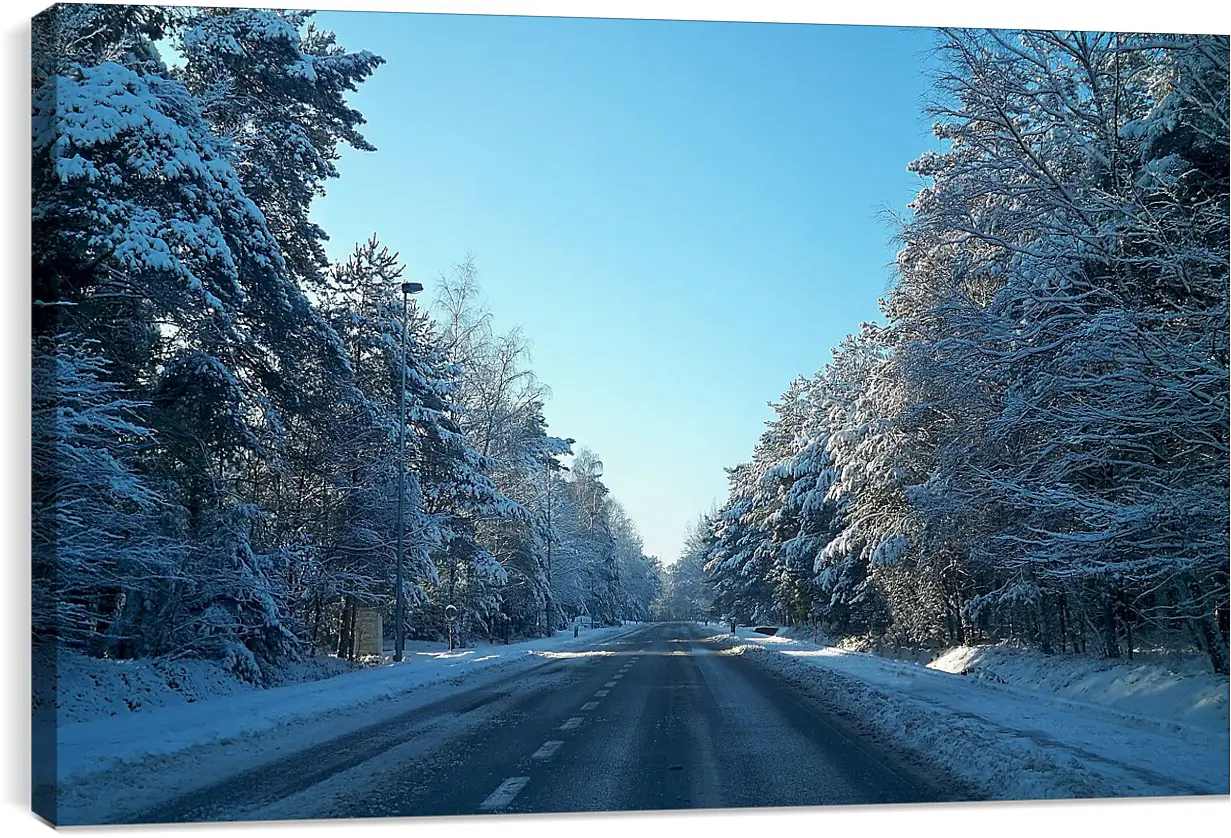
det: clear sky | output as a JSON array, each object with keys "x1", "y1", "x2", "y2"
[{"x1": 308, "y1": 11, "x2": 940, "y2": 564}]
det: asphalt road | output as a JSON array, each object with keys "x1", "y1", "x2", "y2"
[{"x1": 130, "y1": 622, "x2": 967, "y2": 823}]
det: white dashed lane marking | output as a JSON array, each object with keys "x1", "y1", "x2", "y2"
[
  {"x1": 580, "y1": 701, "x2": 599, "y2": 711},
  {"x1": 560, "y1": 717, "x2": 584, "y2": 731},
  {"x1": 530, "y1": 741, "x2": 563, "y2": 761},
  {"x1": 604, "y1": 681, "x2": 618, "y2": 688},
  {"x1": 479, "y1": 776, "x2": 530, "y2": 811},
  {"x1": 612, "y1": 673, "x2": 624, "y2": 680},
  {"x1": 596, "y1": 689, "x2": 609, "y2": 697}
]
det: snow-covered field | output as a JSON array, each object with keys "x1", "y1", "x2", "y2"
[
  {"x1": 45, "y1": 624, "x2": 641, "y2": 791},
  {"x1": 713, "y1": 628, "x2": 1229, "y2": 800}
]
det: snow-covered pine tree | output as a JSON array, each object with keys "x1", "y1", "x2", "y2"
[
  {"x1": 295, "y1": 238, "x2": 436, "y2": 658},
  {"x1": 702, "y1": 462, "x2": 776, "y2": 627},
  {"x1": 174, "y1": 8, "x2": 384, "y2": 286},
  {"x1": 32, "y1": 5, "x2": 379, "y2": 675},
  {"x1": 31, "y1": 335, "x2": 175, "y2": 655}
]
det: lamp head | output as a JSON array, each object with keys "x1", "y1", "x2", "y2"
[{"x1": 402, "y1": 281, "x2": 424, "y2": 295}]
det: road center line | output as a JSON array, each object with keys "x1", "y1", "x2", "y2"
[
  {"x1": 604, "y1": 681, "x2": 618, "y2": 688},
  {"x1": 560, "y1": 716, "x2": 584, "y2": 730},
  {"x1": 581, "y1": 701, "x2": 599, "y2": 711},
  {"x1": 595, "y1": 689, "x2": 609, "y2": 697},
  {"x1": 479, "y1": 776, "x2": 530, "y2": 811},
  {"x1": 612, "y1": 673, "x2": 624, "y2": 680},
  {"x1": 530, "y1": 741, "x2": 563, "y2": 761}
]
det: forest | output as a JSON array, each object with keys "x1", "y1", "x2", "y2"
[
  {"x1": 31, "y1": 4, "x2": 662, "y2": 683},
  {"x1": 31, "y1": 8, "x2": 1230, "y2": 683},
  {"x1": 665, "y1": 30, "x2": 1231, "y2": 674}
]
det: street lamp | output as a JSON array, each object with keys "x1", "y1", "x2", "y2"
[
  {"x1": 394, "y1": 279, "x2": 424, "y2": 663},
  {"x1": 586, "y1": 459, "x2": 603, "y2": 532},
  {"x1": 543, "y1": 468, "x2": 553, "y2": 638}
]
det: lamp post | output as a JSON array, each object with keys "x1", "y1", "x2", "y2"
[
  {"x1": 394, "y1": 279, "x2": 424, "y2": 663},
  {"x1": 543, "y1": 468, "x2": 553, "y2": 637},
  {"x1": 588, "y1": 459, "x2": 603, "y2": 532}
]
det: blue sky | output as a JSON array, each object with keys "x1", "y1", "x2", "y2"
[{"x1": 309, "y1": 11, "x2": 940, "y2": 564}]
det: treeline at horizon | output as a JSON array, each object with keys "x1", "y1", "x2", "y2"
[
  {"x1": 32, "y1": 5, "x2": 661, "y2": 683},
  {"x1": 668, "y1": 30, "x2": 1230, "y2": 674}
]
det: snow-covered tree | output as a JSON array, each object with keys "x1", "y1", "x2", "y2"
[
  {"x1": 174, "y1": 7, "x2": 384, "y2": 285},
  {"x1": 31, "y1": 336, "x2": 174, "y2": 654},
  {"x1": 899, "y1": 30, "x2": 1229, "y2": 668},
  {"x1": 697, "y1": 30, "x2": 1227, "y2": 671},
  {"x1": 32, "y1": 5, "x2": 380, "y2": 675}
]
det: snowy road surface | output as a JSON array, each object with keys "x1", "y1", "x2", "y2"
[{"x1": 52, "y1": 623, "x2": 960, "y2": 824}]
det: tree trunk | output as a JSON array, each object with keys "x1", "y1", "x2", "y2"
[
  {"x1": 1057, "y1": 596, "x2": 1067, "y2": 654},
  {"x1": 1102, "y1": 594, "x2": 1120, "y2": 659},
  {"x1": 346, "y1": 600, "x2": 358, "y2": 660},
  {"x1": 311, "y1": 593, "x2": 323, "y2": 646},
  {"x1": 1188, "y1": 580, "x2": 1229, "y2": 675},
  {"x1": 337, "y1": 596, "x2": 353, "y2": 659},
  {"x1": 1195, "y1": 613, "x2": 1230, "y2": 676}
]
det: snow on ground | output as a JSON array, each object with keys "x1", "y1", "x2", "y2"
[
  {"x1": 48, "y1": 624, "x2": 640, "y2": 789},
  {"x1": 36, "y1": 648, "x2": 351, "y2": 726},
  {"x1": 769, "y1": 626, "x2": 1228, "y2": 734},
  {"x1": 927, "y1": 644, "x2": 1227, "y2": 734},
  {"x1": 710, "y1": 628, "x2": 1229, "y2": 800}
]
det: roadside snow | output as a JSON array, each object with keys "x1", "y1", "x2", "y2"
[
  {"x1": 37, "y1": 649, "x2": 350, "y2": 726},
  {"x1": 49, "y1": 625, "x2": 639, "y2": 788},
  {"x1": 765, "y1": 627, "x2": 1227, "y2": 734},
  {"x1": 928, "y1": 644, "x2": 1227, "y2": 734},
  {"x1": 710, "y1": 629, "x2": 1229, "y2": 800}
]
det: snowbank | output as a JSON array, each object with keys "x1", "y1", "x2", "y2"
[
  {"x1": 709, "y1": 629, "x2": 1229, "y2": 800},
  {"x1": 49, "y1": 624, "x2": 639, "y2": 786},
  {"x1": 764, "y1": 628, "x2": 1227, "y2": 733},
  {"x1": 36, "y1": 649, "x2": 350, "y2": 726},
  {"x1": 928, "y1": 644, "x2": 1228, "y2": 734}
]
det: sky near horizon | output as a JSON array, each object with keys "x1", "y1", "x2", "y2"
[{"x1": 308, "y1": 11, "x2": 940, "y2": 564}]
